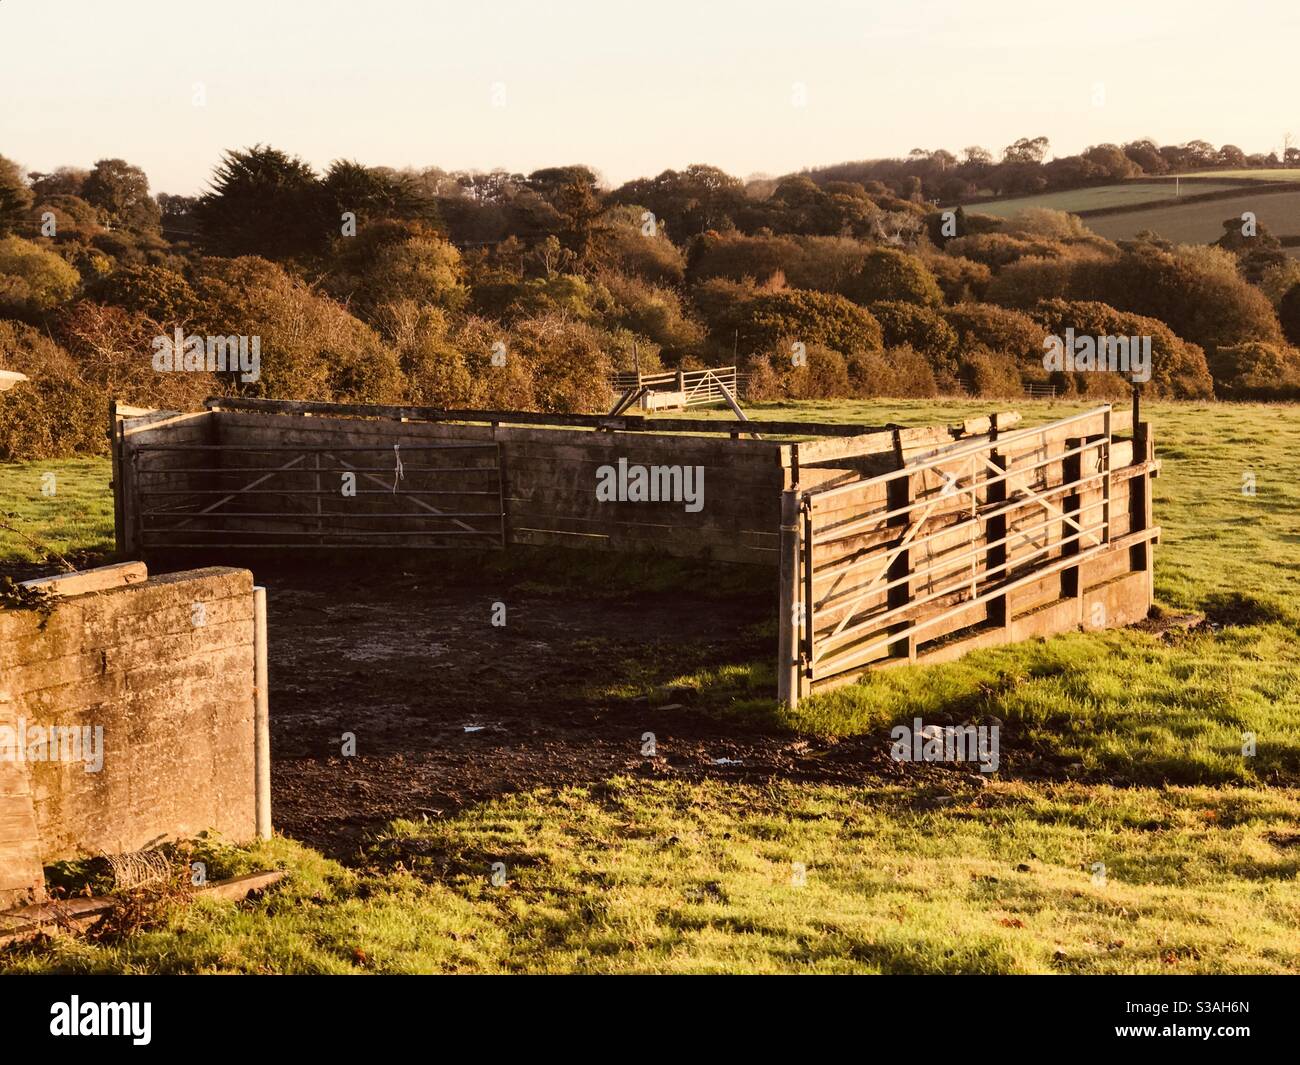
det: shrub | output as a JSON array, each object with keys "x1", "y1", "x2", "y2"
[
  {"x1": 1279, "y1": 284, "x2": 1300, "y2": 346},
  {"x1": 54, "y1": 301, "x2": 221, "y2": 409},
  {"x1": 944, "y1": 232, "x2": 1070, "y2": 268},
  {"x1": 600, "y1": 271, "x2": 704, "y2": 360},
  {"x1": 1001, "y1": 208, "x2": 1094, "y2": 241},
  {"x1": 1207, "y1": 341, "x2": 1300, "y2": 400},
  {"x1": 1070, "y1": 245, "x2": 1283, "y2": 354},
  {"x1": 349, "y1": 234, "x2": 468, "y2": 319},
  {"x1": 94, "y1": 265, "x2": 199, "y2": 325},
  {"x1": 1029, "y1": 298, "x2": 1215, "y2": 399},
  {"x1": 190, "y1": 256, "x2": 404, "y2": 403},
  {"x1": 494, "y1": 314, "x2": 614, "y2": 413},
  {"x1": 985, "y1": 249, "x2": 1114, "y2": 309},
  {"x1": 868, "y1": 300, "x2": 959, "y2": 373},
  {"x1": 944, "y1": 303, "x2": 1046, "y2": 364},
  {"x1": 919, "y1": 253, "x2": 990, "y2": 303},
  {"x1": 843, "y1": 247, "x2": 943, "y2": 306},
  {"x1": 371, "y1": 300, "x2": 474, "y2": 407},
  {"x1": 712, "y1": 289, "x2": 883, "y2": 358},
  {"x1": 0, "y1": 236, "x2": 81, "y2": 317},
  {"x1": 958, "y1": 348, "x2": 1024, "y2": 398},
  {"x1": 847, "y1": 346, "x2": 938, "y2": 398},
  {"x1": 0, "y1": 321, "x2": 103, "y2": 460}
]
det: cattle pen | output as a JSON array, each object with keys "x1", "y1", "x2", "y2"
[{"x1": 111, "y1": 396, "x2": 1160, "y2": 707}]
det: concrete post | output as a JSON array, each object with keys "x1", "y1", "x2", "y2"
[{"x1": 253, "y1": 585, "x2": 272, "y2": 841}]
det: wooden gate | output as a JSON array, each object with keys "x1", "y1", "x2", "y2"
[{"x1": 779, "y1": 405, "x2": 1160, "y2": 704}]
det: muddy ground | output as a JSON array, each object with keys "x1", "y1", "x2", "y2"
[{"x1": 260, "y1": 558, "x2": 957, "y2": 859}]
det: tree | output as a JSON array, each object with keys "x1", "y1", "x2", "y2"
[
  {"x1": 609, "y1": 165, "x2": 745, "y2": 240},
  {"x1": 28, "y1": 167, "x2": 89, "y2": 199},
  {"x1": 1081, "y1": 144, "x2": 1140, "y2": 181},
  {"x1": 321, "y1": 160, "x2": 439, "y2": 230},
  {"x1": 0, "y1": 155, "x2": 34, "y2": 237},
  {"x1": 1122, "y1": 140, "x2": 1167, "y2": 175},
  {"x1": 82, "y1": 159, "x2": 161, "y2": 234},
  {"x1": 157, "y1": 193, "x2": 198, "y2": 239},
  {"x1": 1218, "y1": 144, "x2": 1247, "y2": 168},
  {"x1": 1002, "y1": 137, "x2": 1050, "y2": 165},
  {"x1": 194, "y1": 146, "x2": 325, "y2": 259}
]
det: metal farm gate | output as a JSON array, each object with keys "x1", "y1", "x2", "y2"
[{"x1": 128, "y1": 440, "x2": 505, "y2": 550}]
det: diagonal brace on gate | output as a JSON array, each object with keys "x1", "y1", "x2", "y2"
[{"x1": 323, "y1": 451, "x2": 484, "y2": 535}]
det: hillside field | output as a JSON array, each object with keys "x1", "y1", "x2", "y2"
[
  {"x1": 962, "y1": 180, "x2": 1246, "y2": 217},
  {"x1": 961, "y1": 173, "x2": 1300, "y2": 253}
]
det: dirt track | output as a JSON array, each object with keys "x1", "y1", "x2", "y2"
[{"x1": 261, "y1": 561, "x2": 953, "y2": 859}]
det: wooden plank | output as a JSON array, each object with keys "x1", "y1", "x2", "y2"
[
  {"x1": 216, "y1": 413, "x2": 787, "y2": 461},
  {"x1": 205, "y1": 396, "x2": 897, "y2": 439},
  {"x1": 0, "y1": 871, "x2": 286, "y2": 944}
]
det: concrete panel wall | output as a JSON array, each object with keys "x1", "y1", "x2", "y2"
[
  {"x1": 127, "y1": 412, "x2": 790, "y2": 564},
  {"x1": 0, "y1": 567, "x2": 257, "y2": 907}
]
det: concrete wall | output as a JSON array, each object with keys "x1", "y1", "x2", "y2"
[
  {"x1": 124, "y1": 411, "x2": 790, "y2": 565},
  {"x1": 0, "y1": 567, "x2": 258, "y2": 908}
]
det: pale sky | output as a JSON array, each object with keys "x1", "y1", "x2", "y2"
[{"x1": 2, "y1": 0, "x2": 1297, "y2": 195}]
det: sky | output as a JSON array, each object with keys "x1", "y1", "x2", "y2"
[{"x1": 1, "y1": 0, "x2": 1297, "y2": 195}]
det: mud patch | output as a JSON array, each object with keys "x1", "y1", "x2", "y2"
[{"x1": 257, "y1": 559, "x2": 968, "y2": 859}]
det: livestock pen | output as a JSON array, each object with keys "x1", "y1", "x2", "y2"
[{"x1": 111, "y1": 397, "x2": 1159, "y2": 707}]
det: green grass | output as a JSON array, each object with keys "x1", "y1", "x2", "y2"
[
  {"x1": 5, "y1": 399, "x2": 1300, "y2": 974},
  {"x1": 1180, "y1": 169, "x2": 1300, "y2": 182},
  {"x1": 6, "y1": 780, "x2": 1298, "y2": 974},
  {"x1": 0, "y1": 457, "x2": 114, "y2": 565},
  {"x1": 677, "y1": 400, "x2": 1300, "y2": 782}
]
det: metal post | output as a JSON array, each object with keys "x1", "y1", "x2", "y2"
[{"x1": 777, "y1": 490, "x2": 802, "y2": 706}]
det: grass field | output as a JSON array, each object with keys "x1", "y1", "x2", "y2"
[
  {"x1": 3, "y1": 398, "x2": 1300, "y2": 974},
  {"x1": 959, "y1": 173, "x2": 1300, "y2": 251},
  {"x1": 962, "y1": 169, "x2": 1300, "y2": 218},
  {"x1": 0, "y1": 457, "x2": 114, "y2": 567},
  {"x1": 1082, "y1": 188, "x2": 1300, "y2": 248},
  {"x1": 962, "y1": 181, "x2": 1247, "y2": 218}
]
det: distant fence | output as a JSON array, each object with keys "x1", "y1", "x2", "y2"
[{"x1": 1024, "y1": 383, "x2": 1059, "y2": 399}]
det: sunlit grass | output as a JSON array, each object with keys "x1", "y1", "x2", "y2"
[{"x1": 7, "y1": 780, "x2": 1298, "y2": 974}]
